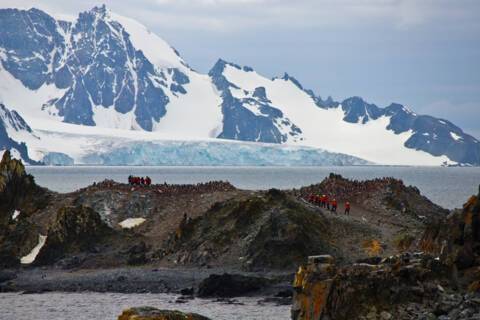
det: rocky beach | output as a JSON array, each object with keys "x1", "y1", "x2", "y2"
[{"x1": 0, "y1": 150, "x2": 479, "y2": 319}]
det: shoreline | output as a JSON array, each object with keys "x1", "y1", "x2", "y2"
[{"x1": 0, "y1": 266, "x2": 294, "y2": 306}]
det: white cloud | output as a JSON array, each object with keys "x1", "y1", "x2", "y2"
[{"x1": 2, "y1": 0, "x2": 479, "y2": 32}]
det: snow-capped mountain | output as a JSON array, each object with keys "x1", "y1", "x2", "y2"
[
  {"x1": 0, "y1": 6, "x2": 221, "y2": 136},
  {"x1": 210, "y1": 60, "x2": 480, "y2": 165},
  {"x1": 0, "y1": 5, "x2": 478, "y2": 166},
  {"x1": 0, "y1": 104, "x2": 39, "y2": 164}
]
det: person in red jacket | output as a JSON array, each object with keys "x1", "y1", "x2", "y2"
[
  {"x1": 344, "y1": 201, "x2": 351, "y2": 215},
  {"x1": 145, "y1": 176, "x2": 152, "y2": 186},
  {"x1": 331, "y1": 199, "x2": 337, "y2": 213}
]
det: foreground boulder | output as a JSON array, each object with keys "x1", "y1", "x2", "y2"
[
  {"x1": 292, "y1": 253, "x2": 480, "y2": 320},
  {"x1": 118, "y1": 307, "x2": 211, "y2": 320},
  {"x1": 197, "y1": 273, "x2": 270, "y2": 297}
]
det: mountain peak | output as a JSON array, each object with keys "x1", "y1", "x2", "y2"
[
  {"x1": 90, "y1": 4, "x2": 108, "y2": 17},
  {"x1": 280, "y1": 73, "x2": 304, "y2": 91},
  {"x1": 209, "y1": 59, "x2": 242, "y2": 77}
]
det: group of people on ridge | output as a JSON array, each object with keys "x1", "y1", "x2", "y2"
[
  {"x1": 128, "y1": 175, "x2": 152, "y2": 186},
  {"x1": 154, "y1": 181, "x2": 233, "y2": 195},
  {"x1": 307, "y1": 194, "x2": 351, "y2": 215}
]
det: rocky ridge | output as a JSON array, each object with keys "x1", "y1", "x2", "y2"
[{"x1": 0, "y1": 150, "x2": 449, "y2": 274}]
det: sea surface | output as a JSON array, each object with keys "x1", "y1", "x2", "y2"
[
  {"x1": 0, "y1": 292, "x2": 289, "y2": 320},
  {"x1": 27, "y1": 165, "x2": 480, "y2": 209}
]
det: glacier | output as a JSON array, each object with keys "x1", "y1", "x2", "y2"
[{"x1": 80, "y1": 139, "x2": 371, "y2": 166}]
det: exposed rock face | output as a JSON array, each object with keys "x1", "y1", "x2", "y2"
[
  {"x1": 163, "y1": 189, "x2": 376, "y2": 270},
  {"x1": 291, "y1": 253, "x2": 480, "y2": 320},
  {"x1": 0, "y1": 217, "x2": 38, "y2": 268},
  {"x1": 0, "y1": 104, "x2": 39, "y2": 165},
  {"x1": 33, "y1": 205, "x2": 114, "y2": 266},
  {"x1": 118, "y1": 307, "x2": 211, "y2": 320},
  {"x1": 0, "y1": 150, "x2": 47, "y2": 268},
  {"x1": 0, "y1": 7, "x2": 189, "y2": 131},
  {"x1": 197, "y1": 273, "x2": 270, "y2": 298},
  {"x1": 0, "y1": 150, "x2": 48, "y2": 220},
  {"x1": 420, "y1": 184, "x2": 480, "y2": 270}
]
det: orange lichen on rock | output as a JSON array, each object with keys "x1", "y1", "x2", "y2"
[
  {"x1": 292, "y1": 255, "x2": 336, "y2": 320},
  {"x1": 118, "y1": 307, "x2": 211, "y2": 320},
  {"x1": 294, "y1": 265, "x2": 306, "y2": 288},
  {"x1": 362, "y1": 239, "x2": 383, "y2": 256},
  {"x1": 309, "y1": 280, "x2": 333, "y2": 320}
]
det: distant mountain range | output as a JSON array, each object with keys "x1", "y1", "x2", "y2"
[{"x1": 0, "y1": 5, "x2": 479, "y2": 166}]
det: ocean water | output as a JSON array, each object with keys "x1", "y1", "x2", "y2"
[
  {"x1": 0, "y1": 292, "x2": 289, "y2": 320},
  {"x1": 26, "y1": 166, "x2": 480, "y2": 209}
]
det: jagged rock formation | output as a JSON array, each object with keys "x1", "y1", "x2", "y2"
[
  {"x1": 33, "y1": 205, "x2": 114, "y2": 266},
  {"x1": 0, "y1": 150, "x2": 48, "y2": 267},
  {"x1": 0, "y1": 150, "x2": 48, "y2": 218},
  {"x1": 420, "y1": 184, "x2": 480, "y2": 289},
  {"x1": 118, "y1": 307, "x2": 211, "y2": 320}
]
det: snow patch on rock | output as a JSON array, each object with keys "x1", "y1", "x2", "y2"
[
  {"x1": 11, "y1": 210, "x2": 20, "y2": 220},
  {"x1": 119, "y1": 218, "x2": 146, "y2": 229},
  {"x1": 20, "y1": 234, "x2": 47, "y2": 264},
  {"x1": 450, "y1": 132, "x2": 462, "y2": 141}
]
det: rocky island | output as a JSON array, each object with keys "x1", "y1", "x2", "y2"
[{"x1": 0, "y1": 150, "x2": 478, "y2": 319}]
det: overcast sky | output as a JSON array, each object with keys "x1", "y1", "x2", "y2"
[{"x1": 2, "y1": 0, "x2": 480, "y2": 138}]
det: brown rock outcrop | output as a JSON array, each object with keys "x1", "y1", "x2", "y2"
[
  {"x1": 420, "y1": 184, "x2": 480, "y2": 270},
  {"x1": 291, "y1": 252, "x2": 480, "y2": 320},
  {"x1": 0, "y1": 150, "x2": 48, "y2": 268},
  {"x1": 34, "y1": 205, "x2": 114, "y2": 266},
  {"x1": 0, "y1": 150, "x2": 49, "y2": 222},
  {"x1": 118, "y1": 307, "x2": 211, "y2": 320}
]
